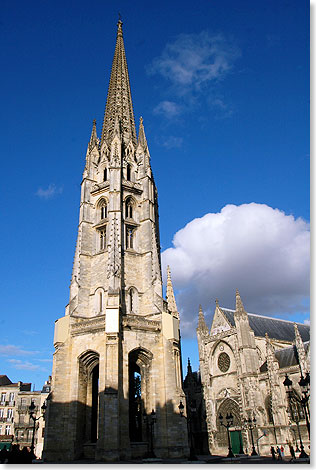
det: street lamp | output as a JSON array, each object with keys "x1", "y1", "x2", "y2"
[
  {"x1": 143, "y1": 409, "x2": 156, "y2": 458},
  {"x1": 28, "y1": 401, "x2": 47, "y2": 458},
  {"x1": 178, "y1": 400, "x2": 198, "y2": 461},
  {"x1": 283, "y1": 375, "x2": 309, "y2": 459},
  {"x1": 219, "y1": 412, "x2": 235, "y2": 458},
  {"x1": 244, "y1": 415, "x2": 257, "y2": 456}
]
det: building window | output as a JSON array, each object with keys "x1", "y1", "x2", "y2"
[
  {"x1": 125, "y1": 198, "x2": 133, "y2": 219},
  {"x1": 99, "y1": 292, "x2": 103, "y2": 313},
  {"x1": 5, "y1": 425, "x2": 10, "y2": 435},
  {"x1": 100, "y1": 201, "x2": 107, "y2": 220},
  {"x1": 99, "y1": 228, "x2": 106, "y2": 251},
  {"x1": 126, "y1": 226, "x2": 134, "y2": 249},
  {"x1": 103, "y1": 168, "x2": 107, "y2": 181},
  {"x1": 1, "y1": 393, "x2": 5, "y2": 404},
  {"x1": 0, "y1": 409, "x2": 4, "y2": 418},
  {"x1": 9, "y1": 392, "x2": 14, "y2": 403},
  {"x1": 218, "y1": 352, "x2": 230, "y2": 373},
  {"x1": 126, "y1": 164, "x2": 131, "y2": 181},
  {"x1": 7, "y1": 409, "x2": 13, "y2": 420}
]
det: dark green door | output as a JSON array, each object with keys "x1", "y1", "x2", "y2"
[{"x1": 230, "y1": 430, "x2": 243, "y2": 455}]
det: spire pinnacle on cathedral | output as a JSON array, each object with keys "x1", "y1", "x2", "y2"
[
  {"x1": 166, "y1": 266, "x2": 179, "y2": 318},
  {"x1": 101, "y1": 20, "x2": 136, "y2": 148},
  {"x1": 235, "y1": 288, "x2": 247, "y2": 318}
]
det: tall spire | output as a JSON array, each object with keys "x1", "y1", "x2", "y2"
[
  {"x1": 101, "y1": 20, "x2": 136, "y2": 147},
  {"x1": 166, "y1": 266, "x2": 179, "y2": 318}
]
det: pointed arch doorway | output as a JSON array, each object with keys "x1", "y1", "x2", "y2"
[
  {"x1": 216, "y1": 398, "x2": 244, "y2": 455},
  {"x1": 78, "y1": 350, "x2": 100, "y2": 448},
  {"x1": 128, "y1": 348, "x2": 153, "y2": 443}
]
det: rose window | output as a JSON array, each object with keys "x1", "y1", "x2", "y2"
[{"x1": 218, "y1": 352, "x2": 230, "y2": 372}]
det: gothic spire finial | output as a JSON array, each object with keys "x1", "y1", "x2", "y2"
[
  {"x1": 187, "y1": 358, "x2": 192, "y2": 374},
  {"x1": 197, "y1": 305, "x2": 208, "y2": 333},
  {"x1": 235, "y1": 289, "x2": 246, "y2": 316},
  {"x1": 101, "y1": 20, "x2": 136, "y2": 147},
  {"x1": 89, "y1": 119, "x2": 98, "y2": 149},
  {"x1": 137, "y1": 116, "x2": 147, "y2": 149},
  {"x1": 166, "y1": 266, "x2": 179, "y2": 318}
]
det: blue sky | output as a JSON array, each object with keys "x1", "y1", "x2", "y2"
[{"x1": 0, "y1": 0, "x2": 309, "y2": 388}]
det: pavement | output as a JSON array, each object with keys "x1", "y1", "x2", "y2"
[{"x1": 32, "y1": 454, "x2": 310, "y2": 465}]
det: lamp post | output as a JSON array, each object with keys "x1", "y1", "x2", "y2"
[
  {"x1": 28, "y1": 401, "x2": 47, "y2": 457},
  {"x1": 143, "y1": 409, "x2": 156, "y2": 458},
  {"x1": 219, "y1": 412, "x2": 235, "y2": 458},
  {"x1": 244, "y1": 415, "x2": 258, "y2": 456},
  {"x1": 178, "y1": 400, "x2": 198, "y2": 461},
  {"x1": 283, "y1": 375, "x2": 309, "y2": 459}
]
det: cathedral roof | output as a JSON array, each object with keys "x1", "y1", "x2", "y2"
[
  {"x1": 260, "y1": 342, "x2": 309, "y2": 371},
  {"x1": 220, "y1": 308, "x2": 310, "y2": 343},
  {"x1": 101, "y1": 20, "x2": 136, "y2": 147}
]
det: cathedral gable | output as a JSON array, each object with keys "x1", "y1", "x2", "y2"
[{"x1": 210, "y1": 308, "x2": 232, "y2": 336}]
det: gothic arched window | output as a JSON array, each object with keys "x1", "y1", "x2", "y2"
[
  {"x1": 126, "y1": 226, "x2": 134, "y2": 249},
  {"x1": 99, "y1": 228, "x2": 106, "y2": 250},
  {"x1": 128, "y1": 287, "x2": 138, "y2": 314},
  {"x1": 100, "y1": 200, "x2": 107, "y2": 220},
  {"x1": 125, "y1": 198, "x2": 133, "y2": 219}
]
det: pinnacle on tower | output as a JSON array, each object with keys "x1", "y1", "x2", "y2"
[
  {"x1": 265, "y1": 332, "x2": 275, "y2": 357},
  {"x1": 101, "y1": 20, "x2": 136, "y2": 147},
  {"x1": 137, "y1": 116, "x2": 147, "y2": 149},
  {"x1": 187, "y1": 358, "x2": 192, "y2": 375},
  {"x1": 88, "y1": 119, "x2": 98, "y2": 150},
  {"x1": 166, "y1": 265, "x2": 179, "y2": 318},
  {"x1": 235, "y1": 289, "x2": 247, "y2": 316},
  {"x1": 197, "y1": 305, "x2": 208, "y2": 333}
]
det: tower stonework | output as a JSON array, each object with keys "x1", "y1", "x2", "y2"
[{"x1": 43, "y1": 21, "x2": 188, "y2": 462}]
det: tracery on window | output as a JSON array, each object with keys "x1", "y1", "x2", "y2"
[
  {"x1": 125, "y1": 198, "x2": 134, "y2": 219},
  {"x1": 126, "y1": 226, "x2": 134, "y2": 249},
  {"x1": 99, "y1": 228, "x2": 106, "y2": 251},
  {"x1": 218, "y1": 352, "x2": 230, "y2": 373},
  {"x1": 99, "y1": 200, "x2": 107, "y2": 220}
]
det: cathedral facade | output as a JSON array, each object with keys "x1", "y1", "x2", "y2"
[
  {"x1": 197, "y1": 290, "x2": 310, "y2": 456},
  {"x1": 43, "y1": 21, "x2": 188, "y2": 462}
]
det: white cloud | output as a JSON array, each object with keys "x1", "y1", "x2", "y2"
[
  {"x1": 8, "y1": 359, "x2": 41, "y2": 371},
  {"x1": 0, "y1": 345, "x2": 37, "y2": 356},
  {"x1": 149, "y1": 31, "x2": 241, "y2": 91},
  {"x1": 162, "y1": 203, "x2": 310, "y2": 337},
  {"x1": 153, "y1": 100, "x2": 182, "y2": 118},
  {"x1": 159, "y1": 136, "x2": 183, "y2": 149},
  {"x1": 36, "y1": 183, "x2": 63, "y2": 199}
]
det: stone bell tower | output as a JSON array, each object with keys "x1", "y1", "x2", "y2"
[{"x1": 43, "y1": 21, "x2": 188, "y2": 462}]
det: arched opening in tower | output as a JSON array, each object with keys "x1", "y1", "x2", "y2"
[
  {"x1": 128, "y1": 348, "x2": 153, "y2": 443},
  {"x1": 129, "y1": 363, "x2": 142, "y2": 442},
  {"x1": 78, "y1": 350, "x2": 100, "y2": 446}
]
